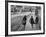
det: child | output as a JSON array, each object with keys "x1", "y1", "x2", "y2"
[
  {"x1": 22, "y1": 15, "x2": 27, "y2": 30},
  {"x1": 29, "y1": 16, "x2": 35, "y2": 28}
]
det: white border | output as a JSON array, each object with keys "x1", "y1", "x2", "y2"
[{"x1": 8, "y1": 2, "x2": 43, "y2": 35}]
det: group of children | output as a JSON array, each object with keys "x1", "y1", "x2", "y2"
[{"x1": 22, "y1": 15, "x2": 39, "y2": 30}]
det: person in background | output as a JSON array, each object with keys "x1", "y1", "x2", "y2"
[{"x1": 35, "y1": 7, "x2": 38, "y2": 16}]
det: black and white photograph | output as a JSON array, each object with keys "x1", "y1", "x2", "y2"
[
  {"x1": 11, "y1": 5, "x2": 41, "y2": 31},
  {"x1": 7, "y1": 2, "x2": 45, "y2": 35}
]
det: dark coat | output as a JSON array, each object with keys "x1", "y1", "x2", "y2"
[
  {"x1": 29, "y1": 17, "x2": 35, "y2": 24},
  {"x1": 35, "y1": 17, "x2": 39, "y2": 24},
  {"x1": 22, "y1": 15, "x2": 27, "y2": 26}
]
